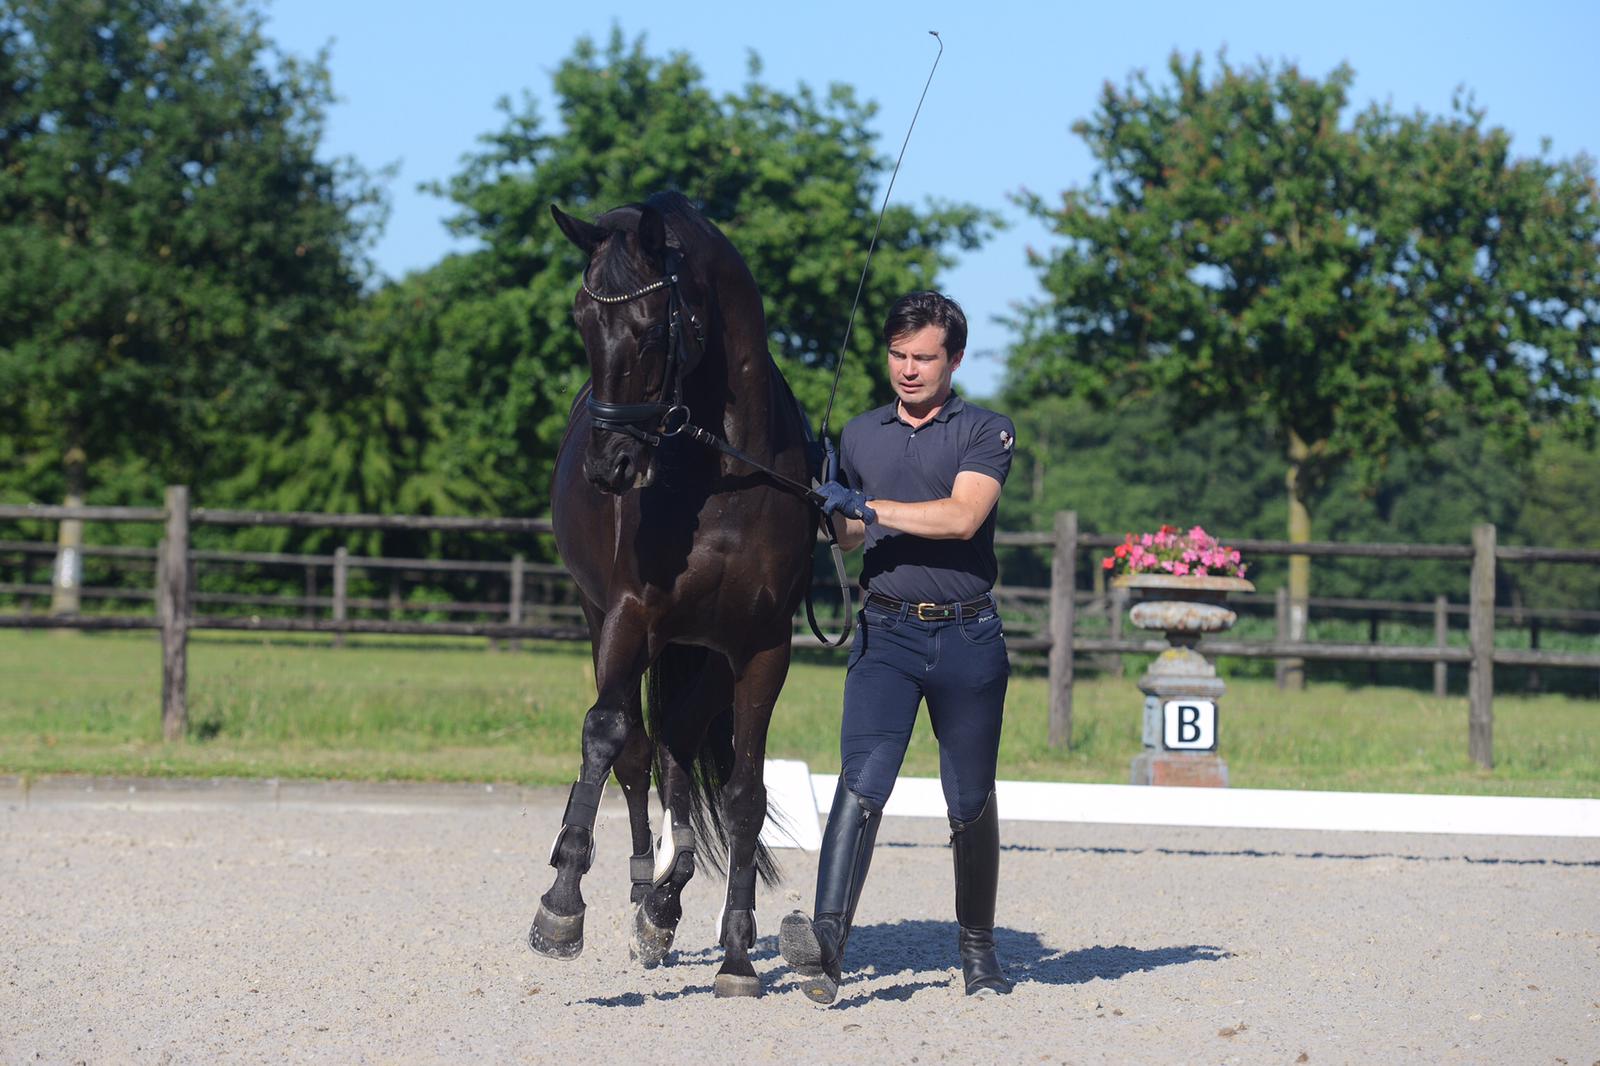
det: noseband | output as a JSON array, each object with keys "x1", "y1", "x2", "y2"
[{"x1": 582, "y1": 249, "x2": 706, "y2": 447}]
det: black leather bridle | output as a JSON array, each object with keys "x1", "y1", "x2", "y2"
[{"x1": 581, "y1": 249, "x2": 706, "y2": 447}]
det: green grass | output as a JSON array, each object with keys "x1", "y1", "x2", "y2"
[{"x1": 0, "y1": 630, "x2": 1595, "y2": 797}]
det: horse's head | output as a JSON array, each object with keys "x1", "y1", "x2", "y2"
[{"x1": 552, "y1": 202, "x2": 706, "y2": 496}]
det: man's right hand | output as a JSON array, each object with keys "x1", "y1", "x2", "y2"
[{"x1": 813, "y1": 482, "x2": 877, "y2": 524}]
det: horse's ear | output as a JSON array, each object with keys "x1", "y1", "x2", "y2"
[
  {"x1": 551, "y1": 204, "x2": 607, "y2": 256},
  {"x1": 636, "y1": 204, "x2": 668, "y2": 260}
]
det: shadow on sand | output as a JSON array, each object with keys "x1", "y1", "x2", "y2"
[
  {"x1": 871, "y1": 839, "x2": 1600, "y2": 869},
  {"x1": 577, "y1": 919, "x2": 1227, "y2": 1007}
]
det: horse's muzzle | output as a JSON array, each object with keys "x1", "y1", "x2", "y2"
[{"x1": 584, "y1": 437, "x2": 655, "y2": 494}]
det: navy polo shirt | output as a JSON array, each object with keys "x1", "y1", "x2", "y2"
[{"x1": 837, "y1": 393, "x2": 1015, "y2": 604}]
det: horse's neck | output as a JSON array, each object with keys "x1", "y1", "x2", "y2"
[{"x1": 705, "y1": 323, "x2": 778, "y2": 455}]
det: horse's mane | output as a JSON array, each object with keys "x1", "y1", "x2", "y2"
[{"x1": 588, "y1": 191, "x2": 730, "y2": 296}]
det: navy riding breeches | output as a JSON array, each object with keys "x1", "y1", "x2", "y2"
[{"x1": 839, "y1": 599, "x2": 1009, "y2": 823}]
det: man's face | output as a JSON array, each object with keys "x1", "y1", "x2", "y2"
[{"x1": 886, "y1": 324, "x2": 963, "y2": 408}]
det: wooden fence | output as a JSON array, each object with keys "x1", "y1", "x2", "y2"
[{"x1": 2, "y1": 491, "x2": 1598, "y2": 767}]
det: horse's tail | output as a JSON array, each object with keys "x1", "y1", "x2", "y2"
[{"x1": 646, "y1": 645, "x2": 780, "y2": 887}]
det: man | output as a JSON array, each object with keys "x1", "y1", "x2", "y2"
[{"x1": 780, "y1": 291, "x2": 1016, "y2": 1003}]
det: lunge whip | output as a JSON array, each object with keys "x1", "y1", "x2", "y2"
[
  {"x1": 804, "y1": 31, "x2": 944, "y2": 650},
  {"x1": 817, "y1": 30, "x2": 944, "y2": 442}
]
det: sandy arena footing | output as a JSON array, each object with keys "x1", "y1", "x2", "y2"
[{"x1": 2, "y1": 778, "x2": 1597, "y2": 1064}]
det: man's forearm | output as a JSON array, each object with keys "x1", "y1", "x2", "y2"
[
  {"x1": 830, "y1": 513, "x2": 866, "y2": 551},
  {"x1": 870, "y1": 497, "x2": 985, "y2": 540}
]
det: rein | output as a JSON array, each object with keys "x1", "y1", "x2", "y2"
[{"x1": 580, "y1": 249, "x2": 855, "y2": 647}]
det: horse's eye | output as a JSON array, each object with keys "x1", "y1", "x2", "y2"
[{"x1": 639, "y1": 325, "x2": 669, "y2": 352}]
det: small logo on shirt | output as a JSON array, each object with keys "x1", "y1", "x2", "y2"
[{"x1": 999, "y1": 429, "x2": 1014, "y2": 451}]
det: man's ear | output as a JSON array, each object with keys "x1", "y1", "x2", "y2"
[
  {"x1": 949, "y1": 348, "x2": 965, "y2": 372},
  {"x1": 551, "y1": 204, "x2": 607, "y2": 256}
]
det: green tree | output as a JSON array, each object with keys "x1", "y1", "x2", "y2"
[
  {"x1": 1010, "y1": 53, "x2": 1600, "y2": 680},
  {"x1": 218, "y1": 260, "x2": 516, "y2": 559},
  {"x1": 0, "y1": 0, "x2": 380, "y2": 589},
  {"x1": 232, "y1": 30, "x2": 991, "y2": 555},
  {"x1": 998, "y1": 395, "x2": 1285, "y2": 549},
  {"x1": 378, "y1": 29, "x2": 993, "y2": 520},
  {"x1": 1506, "y1": 435, "x2": 1600, "y2": 613}
]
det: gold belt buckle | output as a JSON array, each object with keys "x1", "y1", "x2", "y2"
[{"x1": 916, "y1": 601, "x2": 939, "y2": 621}]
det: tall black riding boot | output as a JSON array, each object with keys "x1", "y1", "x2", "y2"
[
  {"x1": 779, "y1": 779, "x2": 882, "y2": 1005},
  {"x1": 951, "y1": 790, "x2": 1013, "y2": 996}
]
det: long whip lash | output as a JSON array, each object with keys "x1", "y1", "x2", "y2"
[{"x1": 818, "y1": 30, "x2": 944, "y2": 440}]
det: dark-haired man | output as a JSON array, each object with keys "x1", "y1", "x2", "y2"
[{"x1": 781, "y1": 291, "x2": 1016, "y2": 1003}]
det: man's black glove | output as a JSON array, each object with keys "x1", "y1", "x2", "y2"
[{"x1": 813, "y1": 482, "x2": 877, "y2": 524}]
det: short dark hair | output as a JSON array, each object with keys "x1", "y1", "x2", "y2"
[{"x1": 882, "y1": 291, "x2": 967, "y2": 357}]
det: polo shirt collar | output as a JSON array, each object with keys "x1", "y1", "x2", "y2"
[{"x1": 882, "y1": 392, "x2": 966, "y2": 425}]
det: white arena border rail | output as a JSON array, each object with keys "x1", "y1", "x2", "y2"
[
  {"x1": 8, "y1": 766, "x2": 1595, "y2": 843},
  {"x1": 753, "y1": 760, "x2": 1600, "y2": 846}
]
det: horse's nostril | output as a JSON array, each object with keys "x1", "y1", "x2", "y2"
[{"x1": 612, "y1": 454, "x2": 632, "y2": 483}]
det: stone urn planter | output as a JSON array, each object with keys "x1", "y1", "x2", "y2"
[{"x1": 1113, "y1": 573, "x2": 1255, "y2": 787}]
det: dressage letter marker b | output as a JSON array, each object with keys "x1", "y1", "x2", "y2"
[
  {"x1": 1120, "y1": 573, "x2": 1252, "y2": 788},
  {"x1": 1162, "y1": 700, "x2": 1216, "y2": 751}
]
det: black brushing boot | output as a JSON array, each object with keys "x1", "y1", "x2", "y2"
[
  {"x1": 951, "y1": 790, "x2": 1013, "y2": 996},
  {"x1": 779, "y1": 779, "x2": 882, "y2": 1005}
]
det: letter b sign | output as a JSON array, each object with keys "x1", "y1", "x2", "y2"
[{"x1": 1162, "y1": 700, "x2": 1216, "y2": 751}]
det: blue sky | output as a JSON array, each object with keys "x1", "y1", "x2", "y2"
[{"x1": 264, "y1": 0, "x2": 1598, "y2": 397}]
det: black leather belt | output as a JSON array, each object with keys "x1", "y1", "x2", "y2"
[{"x1": 864, "y1": 592, "x2": 995, "y2": 622}]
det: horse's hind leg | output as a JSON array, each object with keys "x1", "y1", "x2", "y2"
[
  {"x1": 630, "y1": 736, "x2": 697, "y2": 967},
  {"x1": 712, "y1": 642, "x2": 790, "y2": 998},
  {"x1": 612, "y1": 718, "x2": 655, "y2": 906},
  {"x1": 529, "y1": 616, "x2": 647, "y2": 961},
  {"x1": 632, "y1": 649, "x2": 732, "y2": 967}
]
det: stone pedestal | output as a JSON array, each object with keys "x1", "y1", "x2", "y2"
[
  {"x1": 1130, "y1": 751, "x2": 1229, "y2": 787},
  {"x1": 1115, "y1": 574, "x2": 1254, "y2": 788}
]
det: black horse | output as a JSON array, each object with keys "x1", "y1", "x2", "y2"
[{"x1": 529, "y1": 192, "x2": 816, "y2": 997}]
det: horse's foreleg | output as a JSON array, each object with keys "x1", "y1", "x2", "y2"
[
  {"x1": 712, "y1": 642, "x2": 790, "y2": 998},
  {"x1": 529, "y1": 619, "x2": 646, "y2": 961}
]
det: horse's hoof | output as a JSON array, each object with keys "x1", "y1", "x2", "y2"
[
  {"x1": 528, "y1": 904, "x2": 585, "y2": 960},
  {"x1": 630, "y1": 904, "x2": 676, "y2": 968},
  {"x1": 712, "y1": 959, "x2": 762, "y2": 998}
]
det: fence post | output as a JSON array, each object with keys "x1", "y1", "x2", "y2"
[
  {"x1": 1274, "y1": 586, "x2": 1289, "y2": 690},
  {"x1": 1108, "y1": 584, "x2": 1126, "y2": 678},
  {"x1": 159, "y1": 485, "x2": 189, "y2": 741},
  {"x1": 332, "y1": 546, "x2": 348, "y2": 649},
  {"x1": 1468, "y1": 523, "x2": 1496, "y2": 769},
  {"x1": 509, "y1": 553, "x2": 526, "y2": 652},
  {"x1": 1367, "y1": 610, "x2": 1380, "y2": 684},
  {"x1": 1048, "y1": 510, "x2": 1077, "y2": 749},
  {"x1": 1433, "y1": 595, "x2": 1449, "y2": 698},
  {"x1": 1527, "y1": 615, "x2": 1542, "y2": 693}
]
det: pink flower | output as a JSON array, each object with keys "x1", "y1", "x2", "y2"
[{"x1": 1110, "y1": 525, "x2": 1247, "y2": 578}]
